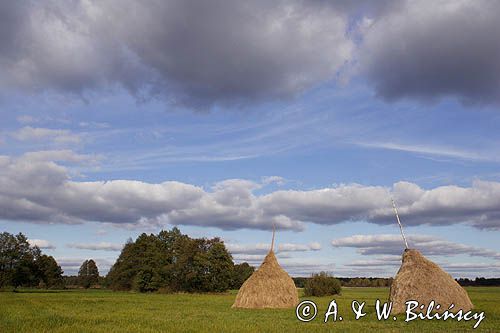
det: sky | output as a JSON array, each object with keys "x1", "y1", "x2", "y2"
[{"x1": 1, "y1": 0, "x2": 500, "y2": 278}]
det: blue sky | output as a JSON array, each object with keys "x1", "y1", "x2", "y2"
[{"x1": 1, "y1": 0, "x2": 499, "y2": 277}]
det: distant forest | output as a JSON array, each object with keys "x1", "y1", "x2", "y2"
[
  {"x1": 456, "y1": 277, "x2": 500, "y2": 287},
  {"x1": 293, "y1": 277, "x2": 500, "y2": 288},
  {"x1": 1, "y1": 229, "x2": 254, "y2": 292}
]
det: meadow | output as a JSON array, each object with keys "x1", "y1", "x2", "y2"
[{"x1": 1, "y1": 287, "x2": 498, "y2": 332}]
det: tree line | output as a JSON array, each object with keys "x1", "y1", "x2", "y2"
[
  {"x1": 456, "y1": 277, "x2": 500, "y2": 287},
  {"x1": 0, "y1": 232, "x2": 105, "y2": 290},
  {"x1": 1, "y1": 229, "x2": 254, "y2": 292}
]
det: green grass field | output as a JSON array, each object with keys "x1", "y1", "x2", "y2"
[{"x1": 1, "y1": 287, "x2": 498, "y2": 332}]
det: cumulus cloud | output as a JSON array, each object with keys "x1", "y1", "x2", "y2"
[
  {"x1": 261, "y1": 176, "x2": 287, "y2": 186},
  {"x1": 66, "y1": 242, "x2": 123, "y2": 251},
  {"x1": 0, "y1": 152, "x2": 302, "y2": 229},
  {"x1": 0, "y1": 0, "x2": 353, "y2": 107},
  {"x1": 2, "y1": 1, "x2": 499, "y2": 107},
  {"x1": 332, "y1": 234, "x2": 500, "y2": 259},
  {"x1": 2, "y1": 152, "x2": 500, "y2": 230},
  {"x1": 28, "y1": 238, "x2": 56, "y2": 250},
  {"x1": 13, "y1": 126, "x2": 81, "y2": 144},
  {"x1": 334, "y1": 235, "x2": 500, "y2": 278},
  {"x1": 360, "y1": 0, "x2": 500, "y2": 104}
]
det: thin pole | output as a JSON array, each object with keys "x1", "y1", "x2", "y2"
[
  {"x1": 271, "y1": 223, "x2": 276, "y2": 252},
  {"x1": 391, "y1": 198, "x2": 409, "y2": 249}
]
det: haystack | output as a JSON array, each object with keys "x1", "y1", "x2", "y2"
[
  {"x1": 232, "y1": 228, "x2": 298, "y2": 308},
  {"x1": 389, "y1": 248, "x2": 473, "y2": 314}
]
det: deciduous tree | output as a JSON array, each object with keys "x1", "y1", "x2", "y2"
[{"x1": 78, "y1": 259, "x2": 99, "y2": 288}]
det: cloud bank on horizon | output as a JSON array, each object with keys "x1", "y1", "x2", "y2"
[
  {"x1": 332, "y1": 234, "x2": 500, "y2": 259},
  {"x1": 1, "y1": 0, "x2": 499, "y2": 107},
  {"x1": 2, "y1": 151, "x2": 500, "y2": 231}
]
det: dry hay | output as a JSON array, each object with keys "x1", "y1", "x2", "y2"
[
  {"x1": 232, "y1": 250, "x2": 298, "y2": 309},
  {"x1": 389, "y1": 249, "x2": 473, "y2": 314}
]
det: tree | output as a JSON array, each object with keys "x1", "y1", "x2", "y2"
[
  {"x1": 78, "y1": 259, "x2": 99, "y2": 288},
  {"x1": 0, "y1": 232, "x2": 41, "y2": 288},
  {"x1": 107, "y1": 233, "x2": 171, "y2": 291},
  {"x1": 36, "y1": 254, "x2": 64, "y2": 289},
  {"x1": 106, "y1": 228, "x2": 236, "y2": 293},
  {"x1": 205, "y1": 240, "x2": 234, "y2": 292},
  {"x1": 232, "y1": 262, "x2": 254, "y2": 289}
]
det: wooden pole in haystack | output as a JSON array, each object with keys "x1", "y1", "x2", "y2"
[
  {"x1": 271, "y1": 223, "x2": 275, "y2": 252},
  {"x1": 391, "y1": 198, "x2": 409, "y2": 249}
]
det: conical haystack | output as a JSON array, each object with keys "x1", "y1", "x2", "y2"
[
  {"x1": 389, "y1": 249, "x2": 473, "y2": 314},
  {"x1": 232, "y1": 249, "x2": 298, "y2": 308}
]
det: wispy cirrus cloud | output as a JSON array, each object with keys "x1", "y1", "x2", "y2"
[
  {"x1": 353, "y1": 141, "x2": 495, "y2": 162},
  {"x1": 13, "y1": 126, "x2": 81, "y2": 144}
]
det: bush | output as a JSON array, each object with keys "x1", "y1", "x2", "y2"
[{"x1": 304, "y1": 272, "x2": 341, "y2": 296}]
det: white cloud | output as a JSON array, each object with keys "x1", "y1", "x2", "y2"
[
  {"x1": 21, "y1": 150, "x2": 97, "y2": 163},
  {"x1": 13, "y1": 126, "x2": 80, "y2": 144},
  {"x1": 340, "y1": 256, "x2": 500, "y2": 278},
  {"x1": 28, "y1": 238, "x2": 56, "y2": 250},
  {"x1": 2, "y1": 152, "x2": 500, "y2": 230},
  {"x1": 279, "y1": 242, "x2": 322, "y2": 252},
  {"x1": 232, "y1": 253, "x2": 292, "y2": 263},
  {"x1": 332, "y1": 234, "x2": 500, "y2": 259},
  {"x1": 344, "y1": 255, "x2": 402, "y2": 267},
  {"x1": 354, "y1": 141, "x2": 492, "y2": 162},
  {"x1": 440, "y1": 262, "x2": 500, "y2": 276},
  {"x1": 66, "y1": 242, "x2": 123, "y2": 251},
  {"x1": 261, "y1": 176, "x2": 286, "y2": 186}
]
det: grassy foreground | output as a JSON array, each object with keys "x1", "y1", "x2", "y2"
[{"x1": 1, "y1": 287, "x2": 498, "y2": 332}]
